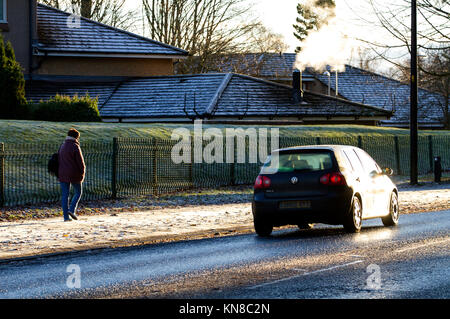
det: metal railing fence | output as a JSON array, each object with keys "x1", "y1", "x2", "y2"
[{"x1": 0, "y1": 135, "x2": 448, "y2": 207}]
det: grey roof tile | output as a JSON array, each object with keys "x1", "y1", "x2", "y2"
[
  {"x1": 36, "y1": 4, "x2": 188, "y2": 56},
  {"x1": 313, "y1": 65, "x2": 446, "y2": 127},
  {"x1": 26, "y1": 80, "x2": 118, "y2": 106},
  {"x1": 26, "y1": 73, "x2": 392, "y2": 120},
  {"x1": 208, "y1": 53, "x2": 446, "y2": 127},
  {"x1": 100, "y1": 74, "x2": 227, "y2": 118},
  {"x1": 212, "y1": 74, "x2": 391, "y2": 118},
  {"x1": 205, "y1": 53, "x2": 303, "y2": 80}
]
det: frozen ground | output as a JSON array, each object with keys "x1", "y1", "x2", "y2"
[{"x1": 0, "y1": 184, "x2": 448, "y2": 260}]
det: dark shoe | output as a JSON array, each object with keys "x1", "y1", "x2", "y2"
[
  {"x1": 64, "y1": 218, "x2": 72, "y2": 222},
  {"x1": 68, "y1": 212, "x2": 78, "y2": 220}
]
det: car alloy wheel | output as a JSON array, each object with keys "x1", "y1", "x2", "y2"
[
  {"x1": 344, "y1": 196, "x2": 362, "y2": 233},
  {"x1": 382, "y1": 192, "x2": 399, "y2": 227},
  {"x1": 391, "y1": 192, "x2": 399, "y2": 222},
  {"x1": 353, "y1": 197, "x2": 362, "y2": 230}
]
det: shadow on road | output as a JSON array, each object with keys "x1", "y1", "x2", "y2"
[{"x1": 255, "y1": 224, "x2": 391, "y2": 242}]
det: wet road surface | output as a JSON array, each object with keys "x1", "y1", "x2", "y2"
[{"x1": 0, "y1": 210, "x2": 448, "y2": 299}]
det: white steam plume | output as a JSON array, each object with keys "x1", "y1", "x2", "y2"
[{"x1": 294, "y1": 2, "x2": 356, "y2": 73}]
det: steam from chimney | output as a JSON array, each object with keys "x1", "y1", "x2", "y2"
[{"x1": 294, "y1": 1, "x2": 356, "y2": 73}]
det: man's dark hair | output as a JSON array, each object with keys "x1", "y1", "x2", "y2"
[{"x1": 68, "y1": 128, "x2": 80, "y2": 139}]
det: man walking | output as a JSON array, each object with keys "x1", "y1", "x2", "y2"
[{"x1": 59, "y1": 129, "x2": 85, "y2": 221}]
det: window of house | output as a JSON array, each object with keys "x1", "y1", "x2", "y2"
[{"x1": 0, "y1": 0, "x2": 6, "y2": 23}]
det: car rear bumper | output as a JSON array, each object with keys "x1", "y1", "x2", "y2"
[{"x1": 252, "y1": 189, "x2": 353, "y2": 226}]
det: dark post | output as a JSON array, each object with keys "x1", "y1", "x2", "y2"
[
  {"x1": 434, "y1": 156, "x2": 442, "y2": 183},
  {"x1": 189, "y1": 137, "x2": 194, "y2": 189},
  {"x1": 230, "y1": 135, "x2": 236, "y2": 186},
  {"x1": 410, "y1": 0, "x2": 419, "y2": 185},
  {"x1": 0, "y1": 143, "x2": 4, "y2": 207},
  {"x1": 393, "y1": 136, "x2": 402, "y2": 176},
  {"x1": 152, "y1": 138, "x2": 158, "y2": 196},
  {"x1": 292, "y1": 70, "x2": 302, "y2": 103},
  {"x1": 428, "y1": 135, "x2": 433, "y2": 173},
  {"x1": 111, "y1": 138, "x2": 118, "y2": 199},
  {"x1": 316, "y1": 137, "x2": 321, "y2": 145},
  {"x1": 357, "y1": 136, "x2": 362, "y2": 149}
]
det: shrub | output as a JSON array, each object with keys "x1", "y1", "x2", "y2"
[
  {"x1": 0, "y1": 34, "x2": 27, "y2": 119},
  {"x1": 30, "y1": 94, "x2": 101, "y2": 122}
]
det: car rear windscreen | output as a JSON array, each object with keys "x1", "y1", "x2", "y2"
[{"x1": 260, "y1": 151, "x2": 334, "y2": 174}]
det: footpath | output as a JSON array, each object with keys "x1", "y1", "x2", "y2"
[{"x1": 0, "y1": 184, "x2": 449, "y2": 261}]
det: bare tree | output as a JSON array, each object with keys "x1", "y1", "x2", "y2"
[
  {"x1": 355, "y1": 0, "x2": 449, "y2": 128},
  {"x1": 142, "y1": 0, "x2": 280, "y2": 74},
  {"x1": 248, "y1": 24, "x2": 289, "y2": 54},
  {"x1": 348, "y1": 47, "x2": 382, "y2": 73},
  {"x1": 39, "y1": 0, "x2": 138, "y2": 31},
  {"x1": 420, "y1": 49, "x2": 450, "y2": 128},
  {"x1": 202, "y1": 24, "x2": 289, "y2": 75}
]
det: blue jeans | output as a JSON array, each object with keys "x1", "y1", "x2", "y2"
[{"x1": 60, "y1": 182, "x2": 83, "y2": 220}]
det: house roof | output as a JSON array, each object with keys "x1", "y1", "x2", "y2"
[
  {"x1": 208, "y1": 74, "x2": 390, "y2": 119},
  {"x1": 36, "y1": 4, "x2": 188, "y2": 58},
  {"x1": 26, "y1": 73, "x2": 392, "y2": 122},
  {"x1": 26, "y1": 76, "x2": 121, "y2": 106},
  {"x1": 312, "y1": 65, "x2": 446, "y2": 128},
  {"x1": 202, "y1": 53, "x2": 306, "y2": 82},
  {"x1": 207, "y1": 53, "x2": 446, "y2": 127}
]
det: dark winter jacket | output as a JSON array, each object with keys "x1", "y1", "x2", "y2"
[{"x1": 58, "y1": 137, "x2": 86, "y2": 183}]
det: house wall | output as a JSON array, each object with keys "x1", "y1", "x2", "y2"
[
  {"x1": 0, "y1": 0, "x2": 176, "y2": 77},
  {"x1": 35, "y1": 56, "x2": 175, "y2": 77},
  {"x1": 0, "y1": 0, "x2": 36, "y2": 74}
]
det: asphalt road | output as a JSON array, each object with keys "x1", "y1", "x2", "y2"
[{"x1": 0, "y1": 210, "x2": 448, "y2": 299}]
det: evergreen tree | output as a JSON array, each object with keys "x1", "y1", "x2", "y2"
[
  {"x1": 293, "y1": 4, "x2": 317, "y2": 53},
  {"x1": 0, "y1": 34, "x2": 27, "y2": 119},
  {"x1": 293, "y1": 0, "x2": 335, "y2": 53}
]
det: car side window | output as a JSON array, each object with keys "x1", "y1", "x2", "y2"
[
  {"x1": 343, "y1": 149, "x2": 364, "y2": 173},
  {"x1": 355, "y1": 149, "x2": 381, "y2": 174},
  {"x1": 340, "y1": 150, "x2": 354, "y2": 171}
]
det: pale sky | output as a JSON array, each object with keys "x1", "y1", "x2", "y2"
[
  {"x1": 249, "y1": 0, "x2": 396, "y2": 53},
  {"x1": 249, "y1": 0, "x2": 300, "y2": 51}
]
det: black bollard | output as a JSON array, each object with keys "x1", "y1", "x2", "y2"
[{"x1": 434, "y1": 156, "x2": 442, "y2": 183}]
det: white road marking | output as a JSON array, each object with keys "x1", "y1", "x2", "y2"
[
  {"x1": 300, "y1": 260, "x2": 364, "y2": 276},
  {"x1": 248, "y1": 260, "x2": 364, "y2": 290},
  {"x1": 394, "y1": 238, "x2": 450, "y2": 253},
  {"x1": 292, "y1": 268, "x2": 307, "y2": 272}
]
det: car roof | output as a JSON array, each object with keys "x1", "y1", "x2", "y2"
[{"x1": 273, "y1": 145, "x2": 358, "y2": 153}]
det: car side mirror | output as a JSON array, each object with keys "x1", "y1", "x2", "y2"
[{"x1": 383, "y1": 167, "x2": 393, "y2": 176}]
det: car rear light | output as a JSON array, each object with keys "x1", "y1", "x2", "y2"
[
  {"x1": 254, "y1": 175, "x2": 271, "y2": 189},
  {"x1": 320, "y1": 172, "x2": 346, "y2": 186}
]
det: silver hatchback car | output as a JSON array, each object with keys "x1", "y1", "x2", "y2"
[{"x1": 252, "y1": 145, "x2": 399, "y2": 236}]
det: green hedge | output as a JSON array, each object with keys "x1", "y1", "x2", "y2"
[{"x1": 28, "y1": 94, "x2": 101, "y2": 122}]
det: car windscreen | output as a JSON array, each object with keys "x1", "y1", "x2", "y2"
[{"x1": 260, "y1": 151, "x2": 334, "y2": 174}]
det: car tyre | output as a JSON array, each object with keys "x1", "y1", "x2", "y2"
[
  {"x1": 343, "y1": 195, "x2": 362, "y2": 233},
  {"x1": 253, "y1": 216, "x2": 273, "y2": 237},
  {"x1": 382, "y1": 192, "x2": 399, "y2": 227}
]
